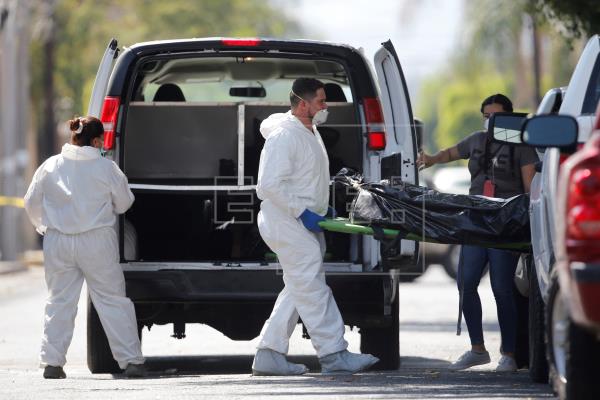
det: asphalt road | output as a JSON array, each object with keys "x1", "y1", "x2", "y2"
[{"x1": 0, "y1": 265, "x2": 556, "y2": 399}]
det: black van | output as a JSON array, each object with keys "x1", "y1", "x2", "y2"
[{"x1": 86, "y1": 37, "x2": 420, "y2": 372}]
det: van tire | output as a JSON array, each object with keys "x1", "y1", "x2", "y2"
[
  {"x1": 360, "y1": 294, "x2": 400, "y2": 370},
  {"x1": 87, "y1": 298, "x2": 120, "y2": 374},
  {"x1": 528, "y1": 265, "x2": 549, "y2": 383}
]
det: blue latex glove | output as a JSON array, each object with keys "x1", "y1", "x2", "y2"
[
  {"x1": 299, "y1": 209, "x2": 325, "y2": 232},
  {"x1": 326, "y1": 206, "x2": 337, "y2": 218}
]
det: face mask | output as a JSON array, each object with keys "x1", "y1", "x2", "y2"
[
  {"x1": 312, "y1": 109, "x2": 329, "y2": 125},
  {"x1": 292, "y1": 90, "x2": 328, "y2": 125},
  {"x1": 483, "y1": 118, "x2": 489, "y2": 131}
]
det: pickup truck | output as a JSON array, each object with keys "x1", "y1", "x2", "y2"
[{"x1": 517, "y1": 107, "x2": 600, "y2": 400}]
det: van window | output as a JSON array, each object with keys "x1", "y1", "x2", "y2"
[
  {"x1": 123, "y1": 56, "x2": 362, "y2": 183},
  {"x1": 582, "y1": 55, "x2": 600, "y2": 114},
  {"x1": 135, "y1": 57, "x2": 353, "y2": 103}
]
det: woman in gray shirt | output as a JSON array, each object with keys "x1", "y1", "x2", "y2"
[{"x1": 417, "y1": 94, "x2": 538, "y2": 372}]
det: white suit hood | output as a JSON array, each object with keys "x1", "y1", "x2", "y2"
[
  {"x1": 256, "y1": 111, "x2": 330, "y2": 218},
  {"x1": 260, "y1": 112, "x2": 291, "y2": 139}
]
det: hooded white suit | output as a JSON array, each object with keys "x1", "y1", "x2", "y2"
[
  {"x1": 24, "y1": 143, "x2": 144, "y2": 369},
  {"x1": 255, "y1": 111, "x2": 348, "y2": 357}
]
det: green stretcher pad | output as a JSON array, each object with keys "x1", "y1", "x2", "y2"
[{"x1": 318, "y1": 218, "x2": 531, "y2": 252}]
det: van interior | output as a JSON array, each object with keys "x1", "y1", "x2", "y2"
[{"x1": 122, "y1": 56, "x2": 363, "y2": 263}]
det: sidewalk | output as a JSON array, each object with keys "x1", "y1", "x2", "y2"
[
  {"x1": 0, "y1": 261, "x2": 25, "y2": 275},
  {"x1": 0, "y1": 250, "x2": 43, "y2": 275}
]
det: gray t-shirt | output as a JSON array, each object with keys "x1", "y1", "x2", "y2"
[{"x1": 456, "y1": 131, "x2": 539, "y2": 198}]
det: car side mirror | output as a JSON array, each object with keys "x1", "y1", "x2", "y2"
[
  {"x1": 520, "y1": 115, "x2": 578, "y2": 148},
  {"x1": 487, "y1": 112, "x2": 529, "y2": 145}
]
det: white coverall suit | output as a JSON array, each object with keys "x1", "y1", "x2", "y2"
[
  {"x1": 24, "y1": 143, "x2": 144, "y2": 369},
  {"x1": 255, "y1": 111, "x2": 348, "y2": 358}
]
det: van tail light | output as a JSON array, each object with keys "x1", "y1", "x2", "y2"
[
  {"x1": 566, "y1": 161, "x2": 600, "y2": 262},
  {"x1": 221, "y1": 38, "x2": 261, "y2": 46},
  {"x1": 363, "y1": 97, "x2": 386, "y2": 150},
  {"x1": 100, "y1": 96, "x2": 120, "y2": 150}
]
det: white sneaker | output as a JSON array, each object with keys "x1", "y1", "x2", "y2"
[
  {"x1": 448, "y1": 350, "x2": 491, "y2": 370},
  {"x1": 495, "y1": 355, "x2": 517, "y2": 372}
]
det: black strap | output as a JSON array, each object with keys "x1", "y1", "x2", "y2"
[
  {"x1": 472, "y1": 138, "x2": 505, "y2": 181},
  {"x1": 457, "y1": 247, "x2": 464, "y2": 336},
  {"x1": 371, "y1": 225, "x2": 406, "y2": 256}
]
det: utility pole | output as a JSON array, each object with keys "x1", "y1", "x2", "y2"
[
  {"x1": 39, "y1": 0, "x2": 57, "y2": 164},
  {"x1": 0, "y1": 0, "x2": 31, "y2": 262}
]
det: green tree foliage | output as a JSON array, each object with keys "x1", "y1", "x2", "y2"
[
  {"x1": 532, "y1": 0, "x2": 600, "y2": 40},
  {"x1": 416, "y1": 0, "x2": 581, "y2": 154},
  {"x1": 30, "y1": 0, "x2": 301, "y2": 121}
]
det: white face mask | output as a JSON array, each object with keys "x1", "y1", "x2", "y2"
[
  {"x1": 312, "y1": 108, "x2": 329, "y2": 125},
  {"x1": 483, "y1": 118, "x2": 489, "y2": 131},
  {"x1": 292, "y1": 90, "x2": 329, "y2": 125}
]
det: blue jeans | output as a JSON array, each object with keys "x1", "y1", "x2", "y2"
[{"x1": 457, "y1": 245, "x2": 520, "y2": 353}]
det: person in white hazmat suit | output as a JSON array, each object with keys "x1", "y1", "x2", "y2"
[
  {"x1": 24, "y1": 116, "x2": 146, "y2": 379},
  {"x1": 252, "y1": 78, "x2": 379, "y2": 375}
]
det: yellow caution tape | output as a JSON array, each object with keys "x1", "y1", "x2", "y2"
[{"x1": 0, "y1": 196, "x2": 25, "y2": 208}]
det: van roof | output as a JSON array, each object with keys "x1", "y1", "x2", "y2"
[
  {"x1": 107, "y1": 37, "x2": 378, "y2": 100},
  {"x1": 126, "y1": 37, "x2": 363, "y2": 57}
]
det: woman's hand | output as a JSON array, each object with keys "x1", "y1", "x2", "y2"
[
  {"x1": 416, "y1": 151, "x2": 434, "y2": 170},
  {"x1": 417, "y1": 147, "x2": 460, "y2": 170}
]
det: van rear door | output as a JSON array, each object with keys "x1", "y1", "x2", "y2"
[
  {"x1": 373, "y1": 40, "x2": 419, "y2": 265},
  {"x1": 87, "y1": 39, "x2": 119, "y2": 117}
]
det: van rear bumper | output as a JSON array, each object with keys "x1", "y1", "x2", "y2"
[
  {"x1": 124, "y1": 268, "x2": 396, "y2": 339},
  {"x1": 124, "y1": 268, "x2": 389, "y2": 303}
]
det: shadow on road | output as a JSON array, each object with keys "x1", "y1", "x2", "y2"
[
  {"x1": 400, "y1": 321, "x2": 500, "y2": 332},
  {"x1": 142, "y1": 354, "x2": 316, "y2": 375},
  {"x1": 113, "y1": 355, "x2": 554, "y2": 398},
  {"x1": 141, "y1": 355, "x2": 453, "y2": 375}
]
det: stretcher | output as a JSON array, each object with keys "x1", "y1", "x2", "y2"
[{"x1": 319, "y1": 218, "x2": 531, "y2": 252}]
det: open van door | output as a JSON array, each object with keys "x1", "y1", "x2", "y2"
[
  {"x1": 87, "y1": 39, "x2": 119, "y2": 117},
  {"x1": 373, "y1": 40, "x2": 420, "y2": 268}
]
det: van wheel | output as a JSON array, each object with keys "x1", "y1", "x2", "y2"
[
  {"x1": 87, "y1": 298, "x2": 120, "y2": 374},
  {"x1": 528, "y1": 265, "x2": 549, "y2": 383},
  {"x1": 360, "y1": 295, "x2": 399, "y2": 370}
]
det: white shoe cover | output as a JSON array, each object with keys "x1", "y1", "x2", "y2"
[
  {"x1": 252, "y1": 349, "x2": 309, "y2": 376},
  {"x1": 319, "y1": 350, "x2": 379, "y2": 374}
]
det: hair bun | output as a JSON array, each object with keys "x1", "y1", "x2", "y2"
[{"x1": 69, "y1": 117, "x2": 84, "y2": 134}]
